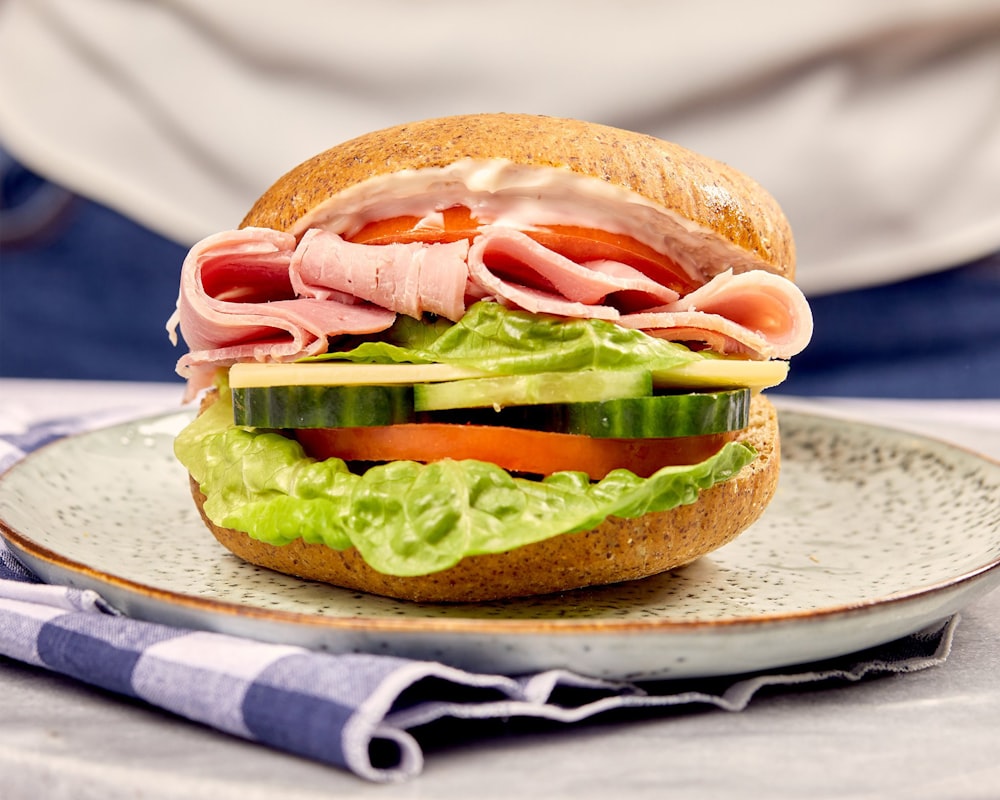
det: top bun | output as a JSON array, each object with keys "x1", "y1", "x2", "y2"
[{"x1": 241, "y1": 113, "x2": 796, "y2": 281}]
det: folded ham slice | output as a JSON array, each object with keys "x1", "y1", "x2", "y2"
[
  {"x1": 291, "y1": 229, "x2": 470, "y2": 321},
  {"x1": 168, "y1": 228, "x2": 395, "y2": 397},
  {"x1": 618, "y1": 270, "x2": 814, "y2": 359},
  {"x1": 466, "y1": 227, "x2": 680, "y2": 318},
  {"x1": 170, "y1": 226, "x2": 812, "y2": 391}
]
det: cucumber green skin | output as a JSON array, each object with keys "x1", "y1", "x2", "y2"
[
  {"x1": 421, "y1": 389, "x2": 751, "y2": 438},
  {"x1": 232, "y1": 383, "x2": 749, "y2": 439},
  {"x1": 232, "y1": 384, "x2": 415, "y2": 429}
]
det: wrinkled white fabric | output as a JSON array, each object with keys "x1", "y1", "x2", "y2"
[{"x1": 0, "y1": 0, "x2": 998, "y2": 295}]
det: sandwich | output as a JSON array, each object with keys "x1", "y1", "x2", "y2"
[{"x1": 167, "y1": 113, "x2": 812, "y2": 602}]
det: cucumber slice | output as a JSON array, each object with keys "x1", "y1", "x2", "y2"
[
  {"x1": 556, "y1": 390, "x2": 750, "y2": 438},
  {"x1": 232, "y1": 384, "x2": 415, "y2": 429},
  {"x1": 412, "y1": 370, "x2": 652, "y2": 412},
  {"x1": 421, "y1": 389, "x2": 751, "y2": 438}
]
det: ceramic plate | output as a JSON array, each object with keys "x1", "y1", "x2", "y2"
[{"x1": 1, "y1": 409, "x2": 999, "y2": 680}]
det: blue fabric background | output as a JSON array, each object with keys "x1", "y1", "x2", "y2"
[{"x1": 3, "y1": 155, "x2": 998, "y2": 397}]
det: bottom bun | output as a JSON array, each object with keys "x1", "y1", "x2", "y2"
[{"x1": 191, "y1": 394, "x2": 780, "y2": 603}]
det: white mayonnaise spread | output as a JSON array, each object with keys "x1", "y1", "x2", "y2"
[{"x1": 290, "y1": 159, "x2": 772, "y2": 283}]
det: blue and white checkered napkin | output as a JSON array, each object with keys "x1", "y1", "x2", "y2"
[{"x1": 0, "y1": 413, "x2": 958, "y2": 782}]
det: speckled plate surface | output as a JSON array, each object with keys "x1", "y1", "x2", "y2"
[{"x1": 1, "y1": 409, "x2": 999, "y2": 680}]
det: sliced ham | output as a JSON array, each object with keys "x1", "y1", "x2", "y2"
[
  {"x1": 619, "y1": 270, "x2": 813, "y2": 359},
  {"x1": 621, "y1": 314, "x2": 780, "y2": 358},
  {"x1": 465, "y1": 227, "x2": 679, "y2": 318},
  {"x1": 582, "y1": 259, "x2": 682, "y2": 309},
  {"x1": 170, "y1": 226, "x2": 812, "y2": 395},
  {"x1": 291, "y1": 229, "x2": 470, "y2": 321},
  {"x1": 169, "y1": 228, "x2": 395, "y2": 396}
]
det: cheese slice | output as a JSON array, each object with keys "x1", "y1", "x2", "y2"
[
  {"x1": 652, "y1": 359, "x2": 789, "y2": 392},
  {"x1": 229, "y1": 358, "x2": 788, "y2": 392},
  {"x1": 228, "y1": 361, "x2": 490, "y2": 388}
]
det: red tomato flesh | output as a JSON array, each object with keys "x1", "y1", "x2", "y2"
[{"x1": 295, "y1": 424, "x2": 737, "y2": 480}]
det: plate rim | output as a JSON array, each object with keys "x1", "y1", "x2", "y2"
[{"x1": 1, "y1": 407, "x2": 999, "y2": 640}]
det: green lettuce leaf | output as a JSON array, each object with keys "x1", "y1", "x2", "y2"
[
  {"x1": 309, "y1": 301, "x2": 702, "y2": 375},
  {"x1": 175, "y1": 390, "x2": 756, "y2": 577}
]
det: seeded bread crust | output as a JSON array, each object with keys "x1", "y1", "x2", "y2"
[
  {"x1": 190, "y1": 394, "x2": 780, "y2": 603},
  {"x1": 240, "y1": 113, "x2": 795, "y2": 281}
]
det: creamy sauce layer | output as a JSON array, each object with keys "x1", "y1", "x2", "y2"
[{"x1": 291, "y1": 159, "x2": 773, "y2": 283}]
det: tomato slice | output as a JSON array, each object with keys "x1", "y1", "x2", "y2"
[
  {"x1": 349, "y1": 206, "x2": 480, "y2": 245},
  {"x1": 295, "y1": 424, "x2": 736, "y2": 480},
  {"x1": 347, "y1": 206, "x2": 697, "y2": 294}
]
